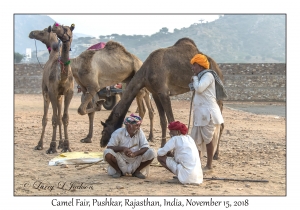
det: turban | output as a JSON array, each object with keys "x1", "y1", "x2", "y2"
[
  {"x1": 190, "y1": 54, "x2": 209, "y2": 69},
  {"x1": 168, "y1": 121, "x2": 188, "y2": 135},
  {"x1": 124, "y1": 114, "x2": 142, "y2": 125}
]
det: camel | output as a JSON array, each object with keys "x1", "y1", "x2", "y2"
[
  {"x1": 72, "y1": 42, "x2": 154, "y2": 143},
  {"x1": 28, "y1": 24, "x2": 75, "y2": 153},
  {"x1": 100, "y1": 37, "x2": 225, "y2": 160},
  {"x1": 29, "y1": 25, "x2": 154, "y2": 146}
]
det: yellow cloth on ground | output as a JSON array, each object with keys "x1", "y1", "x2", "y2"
[{"x1": 49, "y1": 152, "x2": 103, "y2": 166}]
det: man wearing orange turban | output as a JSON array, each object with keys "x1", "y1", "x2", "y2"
[
  {"x1": 189, "y1": 54, "x2": 226, "y2": 173},
  {"x1": 157, "y1": 121, "x2": 203, "y2": 185}
]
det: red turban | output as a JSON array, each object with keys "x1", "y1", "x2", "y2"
[{"x1": 168, "y1": 121, "x2": 188, "y2": 135}]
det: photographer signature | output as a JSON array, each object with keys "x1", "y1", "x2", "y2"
[{"x1": 23, "y1": 181, "x2": 93, "y2": 192}]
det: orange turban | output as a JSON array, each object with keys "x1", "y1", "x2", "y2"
[
  {"x1": 168, "y1": 121, "x2": 188, "y2": 135},
  {"x1": 190, "y1": 54, "x2": 209, "y2": 69}
]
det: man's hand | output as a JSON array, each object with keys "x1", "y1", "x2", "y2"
[
  {"x1": 77, "y1": 85, "x2": 82, "y2": 93},
  {"x1": 191, "y1": 76, "x2": 195, "y2": 82},
  {"x1": 123, "y1": 148, "x2": 133, "y2": 157},
  {"x1": 166, "y1": 151, "x2": 174, "y2": 157}
]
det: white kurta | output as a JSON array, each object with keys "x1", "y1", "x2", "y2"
[
  {"x1": 104, "y1": 128, "x2": 156, "y2": 176},
  {"x1": 157, "y1": 135, "x2": 203, "y2": 184},
  {"x1": 191, "y1": 72, "x2": 224, "y2": 155},
  {"x1": 192, "y1": 72, "x2": 224, "y2": 126}
]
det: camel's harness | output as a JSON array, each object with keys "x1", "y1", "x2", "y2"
[{"x1": 33, "y1": 29, "x2": 72, "y2": 76}]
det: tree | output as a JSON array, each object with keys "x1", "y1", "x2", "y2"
[
  {"x1": 14, "y1": 52, "x2": 25, "y2": 63},
  {"x1": 159, "y1": 27, "x2": 169, "y2": 34}
]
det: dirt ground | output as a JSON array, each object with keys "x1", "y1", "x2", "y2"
[{"x1": 14, "y1": 94, "x2": 286, "y2": 196}]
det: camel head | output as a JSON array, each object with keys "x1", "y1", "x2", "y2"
[
  {"x1": 100, "y1": 121, "x2": 115, "y2": 148},
  {"x1": 51, "y1": 22, "x2": 75, "y2": 44},
  {"x1": 100, "y1": 110, "x2": 126, "y2": 148},
  {"x1": 29, "y1": 26, "x2": 58, "y2": 53}
]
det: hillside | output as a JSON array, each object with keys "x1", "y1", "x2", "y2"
[
  {"x1": 14, "y1": 14, "x2": 93, "y2": 54},
  {"x1": 14, "y1": 14, "x2": 286, "y2": 63}
]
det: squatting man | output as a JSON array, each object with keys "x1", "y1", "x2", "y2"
[
  {"x1": 157, "y1": 121, "x2": 203, "y2": 185},
  {"x1": 103, "y1": 114, "x2": 156, "y2": 179}
]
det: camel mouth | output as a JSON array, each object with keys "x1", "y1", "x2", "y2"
[{"x1": 29, "y1": 32, "x2": 35, "y2": 39}]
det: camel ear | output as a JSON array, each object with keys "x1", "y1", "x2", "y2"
[
  {"x1": 70, "y1": 24, "x2": 75, "y2": 31},
  {"x1": 101, "y1": 121, "x2": 107, "y2": 127},
  {"x1": 48, "y1": 26, "x2": 51, "y2": 33}
]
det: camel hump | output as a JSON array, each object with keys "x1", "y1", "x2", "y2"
[
  {"x1": 104, "y1": 40, "x2": 136, "y2": 60},
  {"x1": 105, "y1": 41, "x2": 128, "y2": 52},
  {"x1": 174, "y1": 37, "x2": 197, "y2": 47},
  {"x1": 79, "y1": 50, "x2": 97, "y2": 59}
]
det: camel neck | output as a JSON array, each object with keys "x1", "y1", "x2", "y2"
[
  {"x1": 60, "y1": 42, "x2": 70, "y2": 62},
  {"x1": 106, "y1": 70, "x2": 146, "y2": 127}
]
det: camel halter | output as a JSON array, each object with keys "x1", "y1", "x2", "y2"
[
  {"x1": 56, "y1": 39, "x2": 71, "y2": 74},
  {"x1": 57, "y1": 26, "x2": 72, "y2": 51},
  {"x1": 33, "y1": 39, "x2": 44, "y2": 70}
]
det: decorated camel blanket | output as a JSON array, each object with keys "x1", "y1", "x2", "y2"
[{"x1": 87, "y1": 42, "x2": 106, "y2": 50}]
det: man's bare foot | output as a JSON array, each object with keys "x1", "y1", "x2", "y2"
[
  {"x1": 202, "y1": 166, "x2": 213, "y2": 174},
  {"x1": 132, "y1": 171, "x2": 146, "y2": 179},
  {"x1": 112, "y1": 171, "x2": 122, "y2": 178}
]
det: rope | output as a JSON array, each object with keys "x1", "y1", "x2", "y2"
[
  {"x1": 203, "y1": 177, "x2": 269, "y2": 183},
  {"x1": 34, "y1": 39, "x2": 44, "y2": 70},
  {"x1": 57, "y1": 59, "x2": 66, "y2": 73}
]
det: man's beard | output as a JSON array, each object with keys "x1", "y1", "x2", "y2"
[{"x1": 133, "y1": 129, "x2": 139, "y2": 134}]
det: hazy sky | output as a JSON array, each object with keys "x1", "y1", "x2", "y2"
[{"x1": 48, "y1": 15, "x2": 220, "y2": 37}]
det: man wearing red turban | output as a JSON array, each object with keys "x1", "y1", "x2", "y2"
[
  {"x1": 189, "y1": 54, "x2": 225, "y2": 173},
  {"x1": 157, "y1": 121, "x2": 203, "y2": 185}
]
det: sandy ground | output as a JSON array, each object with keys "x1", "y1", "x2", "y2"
[{"x1": 14, "y1": 94, "x2": 286, "y2": 196}]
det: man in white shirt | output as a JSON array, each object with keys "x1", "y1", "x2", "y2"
[
  {"x1": 189, "y1": 54, "x2": 225, "y2": 173},
  {"x1": 157, "y1": 121, "x2": 203, "y2": 185},
  {"x1": 103, "y1": 114, "x2": 156, "y2": 179}
]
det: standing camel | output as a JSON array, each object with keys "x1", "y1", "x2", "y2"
[
  {"x1": 29, "y1": 25, "x2": 154, "y2": 145},
  {"x1": 29, "y1": 24, "x2": 75, "y2": 153},
  {"x1": 100, "y1": 38, "x2": 225, "y2": 160},
  {"x1": 71, "y1": 41, "x2": 154, "y2": 143}
]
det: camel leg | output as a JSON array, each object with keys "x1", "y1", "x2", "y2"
[
  {"x1": 152, "y1": 94, "x2": 168, "y2": 147},
  {"x1": 61, "y1": 90, "x2": 73, "y2": 152},
  {"x1": 136, "y1": 92, "x2": 146, "y2": 119},
  {"x1": 149, "y1": 93, "x2": 155, "y2": 113},
  {"x1": 143, "y1": 92, "x2": 155, "y2": 142},
  {"x1": 78, "y1": 90, "x2": 98, "y2": 115},
  {"x1": 156, "y1": 92, "x2": 175, "y2": 122},
  {"x1": 47, "y1": 93, "x2": 59, "y2": 154},
  {"x1": 135, "y1": 90, "x2": 146, "y2": 114},
  {"x1": 57, "y1": 96, "x2": 64, "y2": 149},
  {"x1": 35, "y1": 91, "x2": 50, "y2": 150},
  {"x1": 80, "y1": 98, "x2": 95, "y2": 143},
  {"x1": 135, "y1": 101, "x2": 146, "y2": 114}
]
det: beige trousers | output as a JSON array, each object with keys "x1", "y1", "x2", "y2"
[{"x1": 190, "y1": 118, "x2": 221, "y2": 156}]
